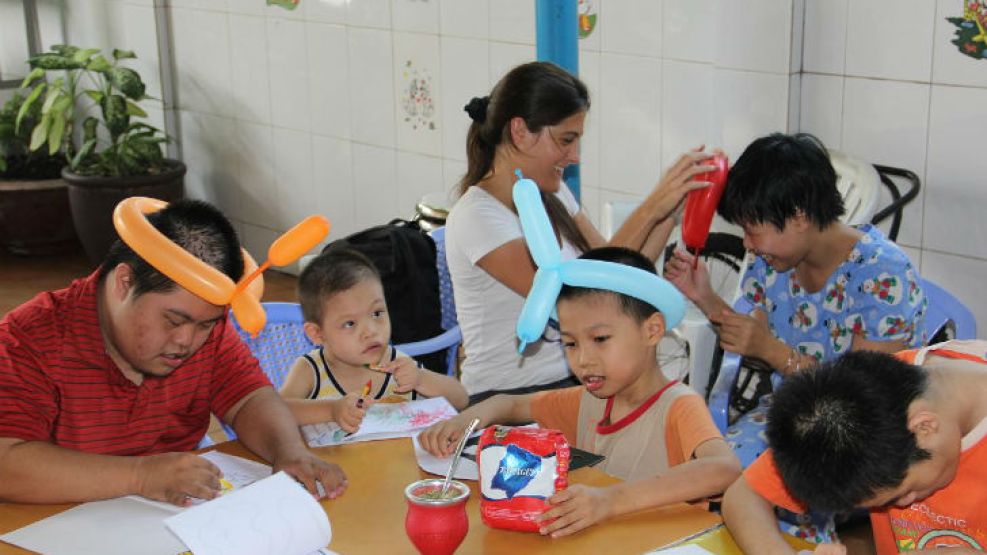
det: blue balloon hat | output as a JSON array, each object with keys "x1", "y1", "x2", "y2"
[{"x1": 513, "y1": 170, "x2": 685, "y2": 352}]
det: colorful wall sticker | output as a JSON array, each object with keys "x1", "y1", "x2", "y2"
[
  {"x1": 578, "y1": 0, "x2": 598, "y2": 39},
  {"x1": 401, "y1": 60, "x2": 436, "y2": 131},
  {"x1": 947, "y1": 0, "x2": 987, "y2": 60}
]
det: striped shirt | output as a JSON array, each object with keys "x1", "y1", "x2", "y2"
[{"x1": 0, "y1": 272, "x2": 271, "y2": 455}]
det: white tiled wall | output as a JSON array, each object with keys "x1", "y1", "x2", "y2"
[
  {"x1": 799, "y1": 0, "x2": 987, "y2": 331},
  {"x1": 38, "y1": 0, "x2": 982, "y2": 333}
]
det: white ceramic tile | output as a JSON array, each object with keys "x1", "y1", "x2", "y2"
[
  {"x1": 489, "y1": 42, "x2": 535, "y2": 84},
  {"x1": 662, "y1": 0, "x2": 714, "y2": 63},
  {"x1": 439, "y1": 0, "x2": 488, "y2": 40},
  {"x1": 229, "y1": 14, "x2": 271, "y2": 125},
  {"x1": 348, "y1": 0, "x2": 392, "y2": 29},
  {"x1": 845, "y1": 0, "x2": 935, "y2": 82},
  {"x1": 920, "y1": 250, "x2": 987, "y2": 335},
  {"x1": 304, "y1": 0, "x2": 347, "y2": 23},
  {"x1": 169, "y1": 0, "x2": 223, "y2": 10},
  {"x1": 440, "y1": 37, "x2": 489, "y2": 161},
  {"x1": 924, "y1": 85, "x2": 987, "y2": 259},
  {"x1": 273, "y1": 127, "x2": 316, "y2": 231},
  {"x1": 840, "y1": 77, "x2": 930, "y2": 247},
  {"x1": 601, "y1": 0, "x2": 661, "y2": 57},
  {"x1": 661, "y1": 60, "x2": 714, "y2": 169},
  {"x1": 179, "y1": 110, "x2": 240, "y2": 219},
  {"x1": 397, "y1": 152, "x2": 444, "y2": 218},
  {"x1": 804, "y1": 0, "x2": 846, "y2": 74},
  {"x1": 789, "y1": 0, "x2": 804, "y2": 72},
  {"x1": 267, "y1": 18, "x2": 311, "y2": 131},
  {"x1": 488, "y1": 0, "x2": 535, "y2": 45},
  {"x1": 598, "y1": 53, "x2": 661, "y2": 196},
  {"x1": 787, "y1": 73, "x2": 801, "y2": 132},
  {"x1": 171, "y1": 8, "x2": 233, "y2": 117},
  {"x1": 442, "y1": 158, "x2": 467, "y2": 203},
  {"x1": 932, "y1": 0, "x2": 987, "y2": 88},
  {"x1": 711, "y1": 68, "x2": 790, "y2": 161},
  {"x1": 394, "y1": 32, "x2": 442, "y2": 156},
  {"x1": 714, "y1": 0, "x2": 792, "y2": 73},
  {"x1": 352, "y1": 143, "x2": 398, "y2": 228},
  {"x1": 347, "y1": 27, "x2": 396, "y2": 147},
  {"x1": 798, "y1": 73, "x2": 843, "y2": 149},
  {"x1": 579, "y1": 50, "x2": 601, "y2": 193},
  {"x1": 233, "y1": 120, "x2": 278, "y2": 229},
  {"x1": 142, "y1": 102, "x2": 167, "y2": 133},
  {"x1": 226, "y1": 0, "x2": 267, "y2": 17},
  {"x1": 899, "y1": 245, "x2": 922, "y2": 270},
  {"x1": 37, "y1": 0, "x2": 66, "y2": 56},
  {"x1": 576, "y1": 0, "x2": 601, "y2": 52},
  {"x1": 392, "y1": 0, "x2": 439, "y2": 33},
  {"x1": 120, "y1": 4, "x2": 161, "y2": 99},
  {"x1": 307, "y1": 22, "x2": 350, "y2": 140},
  {"x1": 312, "y1": 135, "x2": 356, "y2": 240},
  {"x1": 240, "y1": 222, "x2": 281, "y2": 268},
  {"x1": 579, "y1": 184, "x2": 601, "y2": 229}
]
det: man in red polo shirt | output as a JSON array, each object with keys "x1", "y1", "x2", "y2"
[{"x1": 0, "y1": 200, "x2": 346, "y2": 506}]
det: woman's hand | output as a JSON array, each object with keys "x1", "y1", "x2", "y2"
[{"x1": 646, "y1": 148, "x2": 719, "y2": 222}]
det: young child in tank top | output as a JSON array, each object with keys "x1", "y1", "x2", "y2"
[
  {"x1": 418, "y1": 246, "x2": 740, "y2": 537},
  {"x1": 279, "y1": 248, "x2": 468, "y2": 431}
]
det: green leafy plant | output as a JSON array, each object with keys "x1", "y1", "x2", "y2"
[
  {"x1": 16, "y1": 44, "x2": 168, "y2": 177},
  {"x1": 0, "y1": 92, "x2": 64, "y2": 178}
]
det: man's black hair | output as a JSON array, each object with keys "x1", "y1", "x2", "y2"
[
  {"x1": 558, "y1": 246, "x2": 658, "y2": 323},
  {"x1": 718, "y1": 132, "x2": 845, "y2": 230},
  {"x1": 98, "y1": 199, "x2": 244, "y2": 297},
  {"x1": 767, "y1": 350, "x2": 932, "y2": 512},
  {"x1": 298, "y1": 247, "x2": 381, "y2": 324}
]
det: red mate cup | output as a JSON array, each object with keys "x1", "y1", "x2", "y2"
[{"x1": 404, "y1": 479, "x2": 470, "y2": 555}]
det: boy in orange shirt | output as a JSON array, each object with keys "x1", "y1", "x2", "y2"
[
  {"x1": 723, "y1": 340, "x2": 987, "y2": 555},
  {"x1": 420, "y1": 247, "x2": 740, "y2": 538}
]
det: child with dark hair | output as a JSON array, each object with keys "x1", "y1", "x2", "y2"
[
  {"x1": 279, "y1": 248, "x2": 467, "y2": 430},
  {"x1": 724, "y1": 340, "x2": 987, "y2": 555},
  {"x1": 420, "y1": 246, "x2": 740, "y2": 538}
]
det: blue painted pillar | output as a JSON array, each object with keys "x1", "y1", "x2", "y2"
[{"x1": 536, "y1": 0, "x2": 580, "y2": 201}]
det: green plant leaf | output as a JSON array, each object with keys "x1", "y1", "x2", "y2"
[
  {"x1": 87, "y1": 55, "x2": 112, "y2": 73},
  {"x1": 0, "y1": 157, "x2": 6, "y2": 173},
  {"x1": 112, "y1": 49, "x2": 136, "y2": 60},
  {"x1": 41, "y1": 79, "x2": 64, "y2": 114},
  {"x1": 48, "y1": 111, "x2": 66, "y2": 155},
  {"x1": 28, "y1": 53, "x2": 83, "y2": 70},
  {"x1": 15, "y1": 84, "x2": 45, "y2": 134},
  {"x1": 29, "y1": 113, "x2": 51, "y2": 151},
  {"x1": 84, "y1": 90, "x2": 104, "y2": 104},
  {"x1": 70, "y1": 137, "x2": 97, "y2": 171},
  {"x1": 103, "y1": 95, "x2": 129, "y2": 137},
  {"x1": 50, "y1": 45, "x2": 79, "y2": 57},
  {"x1": 72, "y1": 48, "x2": 100, "y2": 64},
  {"x1": 19, "y1": 67, "x2": 45, "y2": 89},
  {"x1": 125, "y1": 100, "x2": 147, "y2": 117},
  {"x1": 82, "y1": 117, "x2": 99, "y2": 142},
  {"x1": 108, "y1": 67, "x2": 146, "y2": 100}
]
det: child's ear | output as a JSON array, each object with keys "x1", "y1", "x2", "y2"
[
  {"x1": 908, "y1": 408, "x2": 941, "y2": 448},
  {"x1": 643, "y1": 312, "x2": 666, "y2": 346},
  {"x1": 303, "y1": 321, "x2": 325, "y2": 346}
]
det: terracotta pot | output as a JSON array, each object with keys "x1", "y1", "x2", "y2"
[
  {"x1": 63, "y1": 159, "x2": 186, "y2": 264},
  {"x1": 0, "y1": 177, "x2": 80, "y2": 256}
]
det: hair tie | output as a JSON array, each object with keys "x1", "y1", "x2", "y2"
[{"x1": 464, "y1": 96, "x2": 489, "y2": 123}]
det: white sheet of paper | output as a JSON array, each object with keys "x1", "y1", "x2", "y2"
[
  {"x1": 165, "y1": 471, "x2": 332, "y2": 555},
  {"x1": 412, "y1": 432, "x2": 479, "y2": 480},
  {"x1": 0, "y1": 497, "x2": 186, "y2": 555},
  {"x1": 651, "y1": 546, "x2": 716, "y2": 554},
  {"x1": 302, "y1": 397, "x2": 458, "y2": 447}
]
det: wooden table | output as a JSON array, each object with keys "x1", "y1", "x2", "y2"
[{"x1": 0, "y1": 438, "x2": 726, "y2": 554}]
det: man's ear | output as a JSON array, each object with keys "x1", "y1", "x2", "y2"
[
  {"x1": 908, "y1": 408, "x2": 941, "y2": 448},
  {"x1": 643, "y1": 311, "x2": 667, "y2": 347},
  {"x1": 509, "y1": 116, "x2": 535, "y2": 151},
  {"x1": 303, "y1": 321, "x2": 325, "y2": 346},
  {"x1": 111, "y1": 263, "x2": 135, "y2": 301}
]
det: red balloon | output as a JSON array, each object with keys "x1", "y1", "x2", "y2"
[{"x1": 681, "y1": 154, "x2": 729, "y2": 255}]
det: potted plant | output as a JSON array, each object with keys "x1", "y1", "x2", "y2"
[
  {"x1": 19, "y1": 45, "x2": 184, "y2": 263},
  {"x1": 0, "y1": 91, "x2": 78, "y2": 255}
]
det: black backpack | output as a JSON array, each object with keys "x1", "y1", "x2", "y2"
[{"x1": 322, "y1": 219, "x2": 446, "y2": 373}]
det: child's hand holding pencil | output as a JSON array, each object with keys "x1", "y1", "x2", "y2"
[{"x1": 331, "y1": 379, "x2": 374, "y2": 434}]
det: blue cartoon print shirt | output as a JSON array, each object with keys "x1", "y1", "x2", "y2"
[{"x1": 740, "y1": 225, "x2": 927, "y2": 362}]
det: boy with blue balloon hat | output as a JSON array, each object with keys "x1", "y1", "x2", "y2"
[{"x1": 418, "y1": 176, "x2": 740, "y2": 538}]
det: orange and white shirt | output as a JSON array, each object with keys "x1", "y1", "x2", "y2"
[
  {"x1": 529, "y1": 382, "x2": 724, "y2": 481},
  {"x1": 746, "y1": 340, "x2": 987, "y2": 553}
]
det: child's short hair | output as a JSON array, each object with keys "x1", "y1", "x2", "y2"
[
  {"x1": 718, "y1": 132, "x2": 845, "y2": 230},
  {"x1": 767, "y1": 350, "x2": 932, "y2": 512},
  {"x1": 298, "y1": 248, "x2": 381, "y2": 324},
  {"x1": 558, "y1": 246, "x2": 658, "y2": 323}
]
